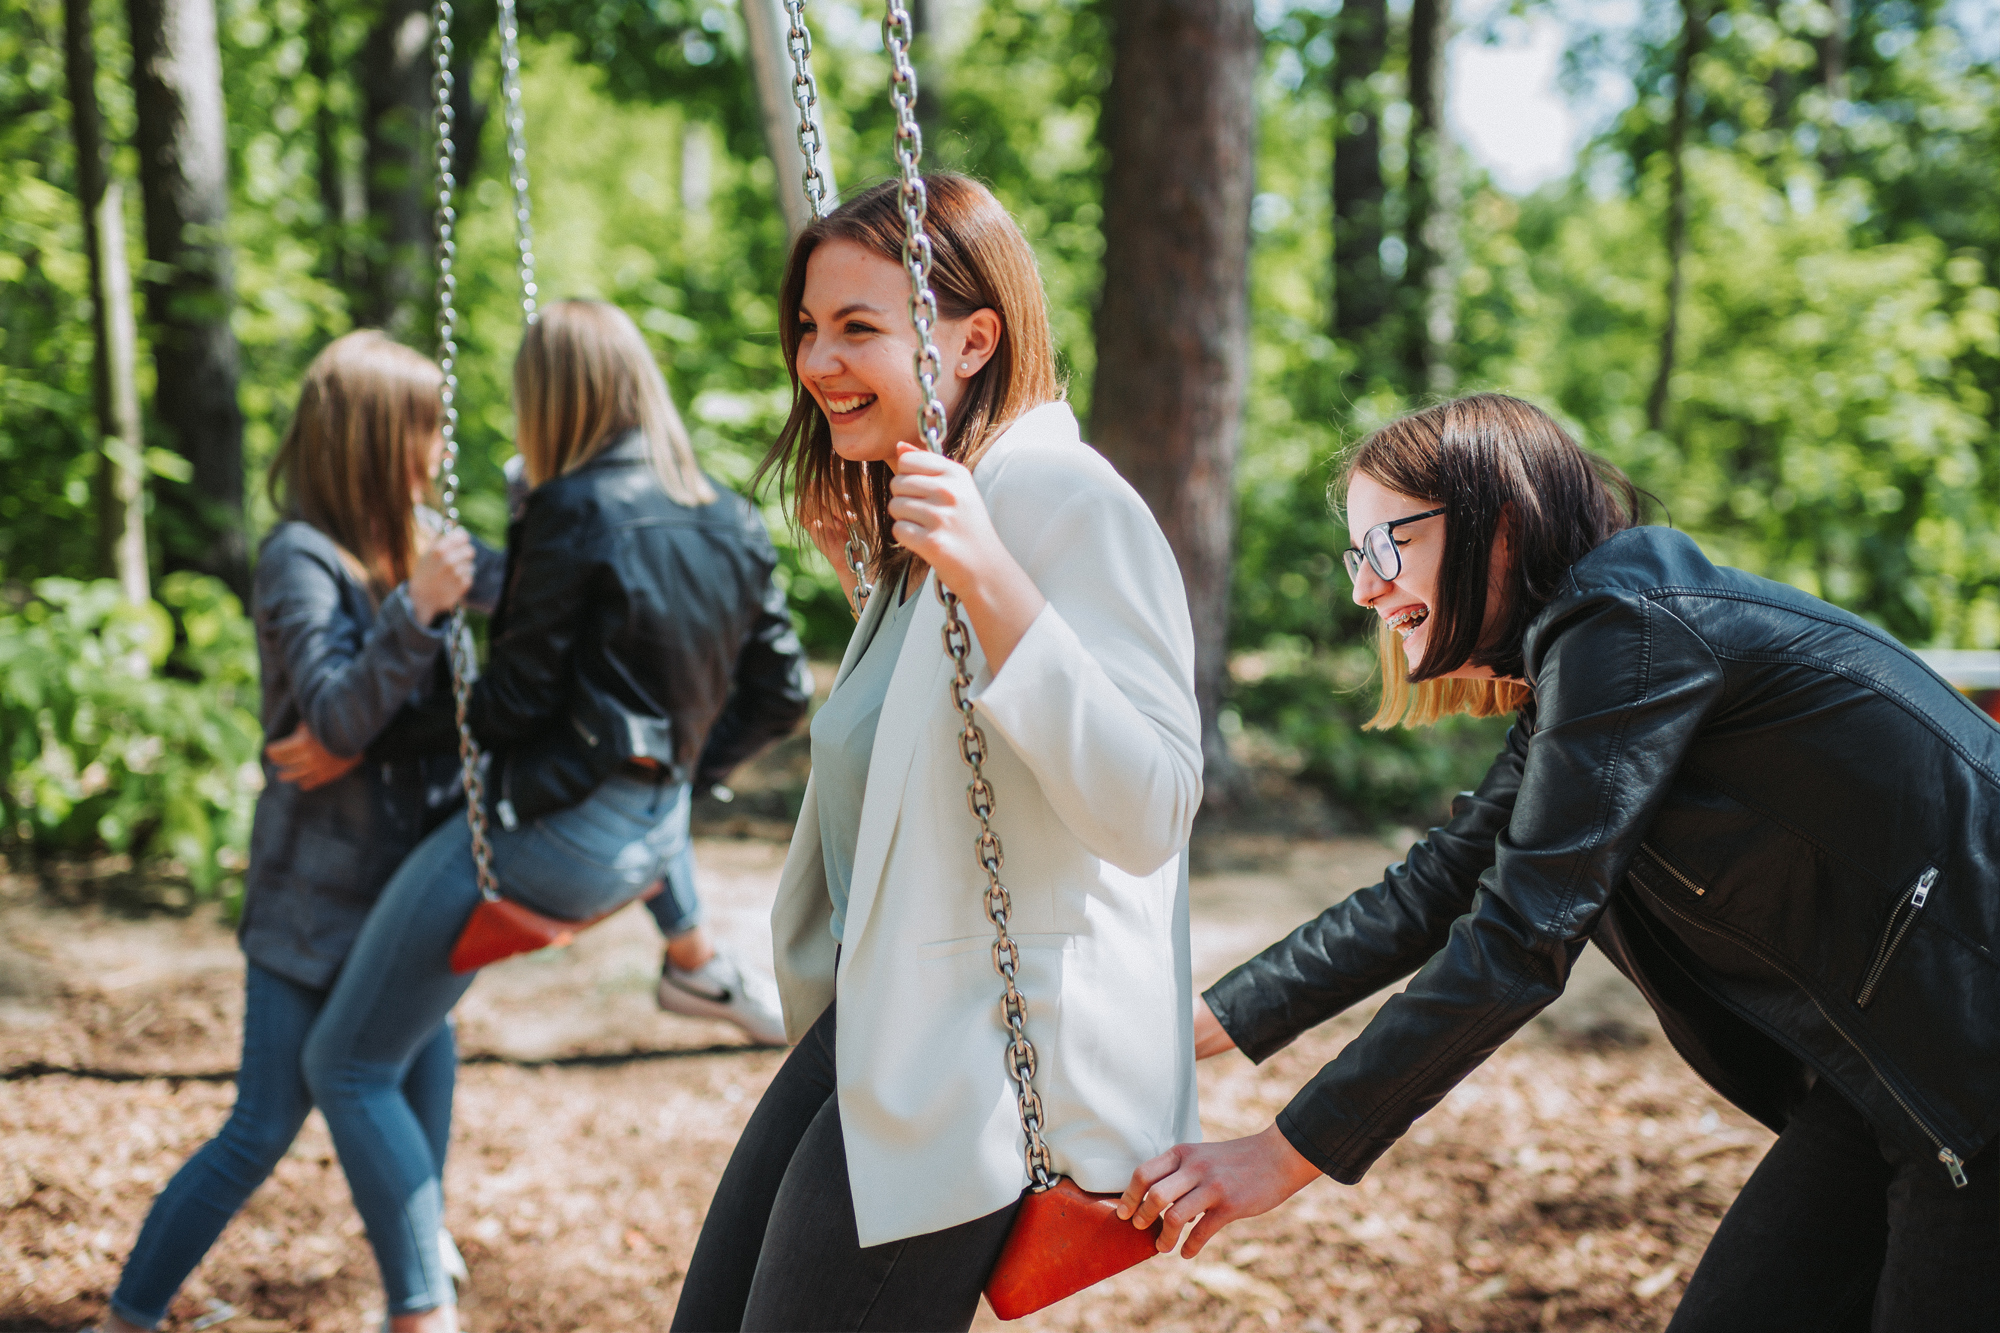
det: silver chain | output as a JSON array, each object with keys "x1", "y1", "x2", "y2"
[
  {"x1": 496, "y1": 0, "x2": 538, "y2": 325},
  {"x1": 781, "y1": 0, "x2": 831, "y2": 222},
  {"x1": 431, "y1": 0, "x2": 508, "y2": 906},
  {"x1": 779, "y1": 0, "x2": 872, "y2": 614},
  {"x1": 881, "y1": 2, "x2": 1054, "y2": 1193}
]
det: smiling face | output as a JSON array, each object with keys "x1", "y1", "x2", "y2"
[
  {"x1": 795, "y1": 238, "x2": 1000, "y2": 464},
  {"x1": 1346, "y1": 471, "x2": 1511, "y2": 681}
]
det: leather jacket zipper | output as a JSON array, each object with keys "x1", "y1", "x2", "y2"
[
  {"x1": 1855, "y1": 867, "x2": 1937, "y2": 1010},
  {"x1": 1629, "y1": 853, "x2": 1969, "y2": 1189},
  {"x1": 1641, "y1": 843, "x2": 1705, "y2": 896}
]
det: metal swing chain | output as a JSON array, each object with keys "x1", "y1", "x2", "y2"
[
  {"x1": 497, "y1": 0, "x2": 538, "y2": 325},
  {"x1": 778, "y1": 0, "x2": 874, "y2": 614},
  {"x1": 431, "y1": 0, "x2": 536, "y2": 906},
  {"x1": 881, "y1": 3, "x2": 1054, "y2": 1194}
]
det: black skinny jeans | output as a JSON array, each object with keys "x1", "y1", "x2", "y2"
[
  {"x1": 671, "y1": 1002, "x2": 1021, "y2": 1332},
  {"x1": 1668, "y1": 1078, "x2": 1998, "y2": 1332}
]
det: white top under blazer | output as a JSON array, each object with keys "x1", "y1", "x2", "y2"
[{"x1": 770, "y1": 399, "x2": 1206, "y2": 1246}]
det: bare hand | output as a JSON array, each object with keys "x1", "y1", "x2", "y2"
[
  {"x1": 1116, "y1": 1125, "x2": 1321, "y2": 1258},
  {"x1": 265, "y1": 723, "x2": 362, "y2": 791},
  {"x1": 887, "y1": 443, "x2": 1045, "y2": 671},
  {"x1": 409, "y1": 527, "x2": 476, "y2": 624},
  {"x1": 1194, "y1": 994, "x2": 1237, "y2": 1060}
]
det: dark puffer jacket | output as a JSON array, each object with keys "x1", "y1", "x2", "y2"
[
  {"x1": 1207, "y1": 526, "x2": 2000, "y2": 1189},
  {"x1": 468, "y1": 430, "x2": 812, "y2": 827}
]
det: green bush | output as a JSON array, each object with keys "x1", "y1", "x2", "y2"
[{"x1": 0, "y1": 573, "x2": 261, "y2": 894}]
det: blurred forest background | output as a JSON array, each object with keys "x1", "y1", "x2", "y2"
[{"x1": 3, "y1": 0, "x2": 1997, "y2": 901}]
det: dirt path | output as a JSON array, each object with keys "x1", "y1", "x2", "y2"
[{"x1": 2, "y1": 835, "x2": 1758, "y2": 1332}]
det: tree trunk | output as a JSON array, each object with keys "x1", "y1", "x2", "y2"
[
  {"x1": 911, "y1": 0, "x2": 945, "y2": 155},
  {"x1": 1091, "y1": 0, "x2": 1258, "y2": 802},
  {"x1": 66, "y1": 0, "x2": 149, "y2": 603},
  {"x1": 1399, "y1": 0, "x2": 1453, "y2": 394},
  {"x1": 126, "y1": 0, "x2": 247, "y2": 597},
  {"x1": 1646, "y1": 0, "x2": 1702, "y2": 435},
  {"x1": 1331, "y1": 0, "x2": 1390, "y2": 356},
  {"x1": 358, "y1": 0, "x2": 489, "y2": 336},
  {"x1": 307, "y1": 0, "x2": 349, "y2": 289}
]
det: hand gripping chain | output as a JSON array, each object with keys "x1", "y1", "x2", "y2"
[{"x1": 881, "y1": 1, "x2": 1055, "y2": 1193}]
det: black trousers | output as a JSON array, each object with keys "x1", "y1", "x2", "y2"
[
  {"x1": 671, "y1": 1002, "x2": 1021, "y2": 1332},
  {"x1": 1668, "y1": 1078, "x2": 1998, "y2": 1332}
]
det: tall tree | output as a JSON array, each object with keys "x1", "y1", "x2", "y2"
[
  {"x1": 1091, "y1": 0, "x2": 1258, "y2": 798},
  {"x1": 1331, "y1": 0, "x2": 1391, "y2": 361},
  {"x1": 1400, "y1": 0, "x2": 1452, "y2": 393},
  {"x1": 126, "y1": 0, "x2": 247, "y2": 596},
  {"x1": 358, "y1": 0, "x2": 490, "y2": 336},
  {"x1": 308, "y1": 0, "x2": 349, "y2": 290},
  {"x1": 64, "y1": 0, "x2": 148, "y2": 603},
  {"x1": 1646, "y1": 0, "x2": 1703, "y2": 435}
]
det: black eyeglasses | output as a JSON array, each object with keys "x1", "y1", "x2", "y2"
[{"x1": 1341, "y1": 507, "x2": 1445, "y2": 582}]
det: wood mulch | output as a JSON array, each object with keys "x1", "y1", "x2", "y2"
[{"x1": 2, "y1": 835, "x2": 1767, "y2": 1332}]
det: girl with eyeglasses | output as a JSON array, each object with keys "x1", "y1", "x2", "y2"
[{"x1": 1121, "y1": 392, "x2": 1999, "y2": 1331}]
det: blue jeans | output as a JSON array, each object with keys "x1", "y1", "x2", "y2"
[
  {"x1": 110, "y1": 962, "x2": 455, "y2": 1329},
  {"x1": 302, "y1": 775, "x2": 693, "y2": 1313}
]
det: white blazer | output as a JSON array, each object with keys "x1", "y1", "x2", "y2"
[{"x1": 770, "y1": 400, "x2": 1205, "y2": 1246}]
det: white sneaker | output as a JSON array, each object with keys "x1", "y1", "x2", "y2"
[
  {"x1": 657, "y1": 950, "x2": 789, "y2": 1046},
  {"x1": 439, "y1": 1228, "x2": 468, "y2": 1284}
]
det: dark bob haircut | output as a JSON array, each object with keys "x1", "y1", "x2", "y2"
[{"x1": 1340, "y1": 392, "x2": 1643, "y2": 727}]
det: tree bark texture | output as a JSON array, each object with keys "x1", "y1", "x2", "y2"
[
  {"x1": 1091, "y1": 0, "x2": 1258, "y2": 798},
  {"x1": 1331, "y1": 0, "x2": 1390, "y2": 352},
  {"x1": 308, "y1": 0, "x2": 349, "y2": 289},
  {"x1": 126, "y1": 0, "x2": 247, "y2": 596},
  {"x1": 359, "y1": 0, "x2": 489, "y2": 336},
  {"x1": 65, "y1": 0, "x2": 149, "y2": 602},
  {"x1": 1647, "y1": 0, "x2": 1703, "y2": 435},
  {"x1": 1400, "y1": 0, "x2": 1453, "y2": 394}
]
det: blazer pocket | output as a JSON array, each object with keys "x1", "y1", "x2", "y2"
[{"x1": 914, "y1": 932, "x2": 1074, "y2": 961}]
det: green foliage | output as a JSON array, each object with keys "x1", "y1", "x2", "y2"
[
  {"x1": 5, "y1": 0, "x2": 1999, "y2": 843},
  {"x1": 0, "y1": 575, "x2": 261, "y2": 894}
]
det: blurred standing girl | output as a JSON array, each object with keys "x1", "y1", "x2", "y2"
[
  {"x1": 301, "y1": 300, "x2": 809, "y2": 1333},
  {"x1": 100, "y1": 330, "x2": 497, "y2": 1332}
]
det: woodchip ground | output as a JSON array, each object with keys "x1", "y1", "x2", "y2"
[{"x1": 2, "y1": 835, "x2": 1768, "y2": 1332}]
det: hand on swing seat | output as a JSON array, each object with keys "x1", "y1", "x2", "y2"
[{"x1": 266, "y1": 723, "x2": 363, "y2": 791}]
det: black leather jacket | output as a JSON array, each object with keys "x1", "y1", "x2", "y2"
[
  {"x1": 467, "y1": 431, "x2": 812, "y2": 826},
  {"x1": 1208, "y1": 526, "x2": 2000, "y2": 1189}
]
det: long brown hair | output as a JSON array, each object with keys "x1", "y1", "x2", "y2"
[
  {"x1": 758, "y1": 175, "x2": 1062, "y2": 585},
  {"x1": 1341, "y1": 392, "x2": 1643, "y2": 728},
  {"x1": 514, "y1": 300, "x2": 716, "y2": 505},
  {"x1": 268, "y1": 330, "x2": 440, "y2": 593}
]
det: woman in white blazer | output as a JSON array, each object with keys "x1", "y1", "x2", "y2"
[{"x1": 671, "y1": 175, "x2": 1204, "y2": 1332}]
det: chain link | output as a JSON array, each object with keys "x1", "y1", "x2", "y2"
[
  {"x1": 496, "y1": 0, "x2": 537, "y2": 325},
  {"x1": 780, "y1": 0, "x2": 830, "y2": 223},
  {"x1": 431, "y1": 0, "x2": 503, "y2": 905},
  {"x1": 881, "y1": 2, "x2": 1055, "y2": 1193}
]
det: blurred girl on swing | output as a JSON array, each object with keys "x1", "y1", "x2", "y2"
[
  {"x1": 98, "y1": 330, "x2": 500, "y2": 1332},
  {"x1": 299, "y1": 299, "x2": 809, "y2": 1333}
]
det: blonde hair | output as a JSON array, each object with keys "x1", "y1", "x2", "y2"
[
  {"x1": 268, "y1": 330, "x2": 441, "y2": 593},
  {"x1": 1366, "y1": 625, "x2": 1533, "y2": 729},
  {"x1": 762, "y1": 174, "x2": 1062, "y2": 588},
  {"x1": 513, "y1": 300, "x2": 716, "y2": 506}
]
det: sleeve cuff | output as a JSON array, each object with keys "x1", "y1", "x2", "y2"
[{"x1": 379, "y1": 585, "x2": 449, "y2": 654}]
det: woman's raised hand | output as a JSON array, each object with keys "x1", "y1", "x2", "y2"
[
  {"x1": 888, "y1": 442, "x2": 1045, "y2": 672},
  {"x1": 1116, "y1": 1126, "x2": 1322, "y2": 1258},
  {"x1": 409, "y1": 527, "x2": 476, "y2": 624}
]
